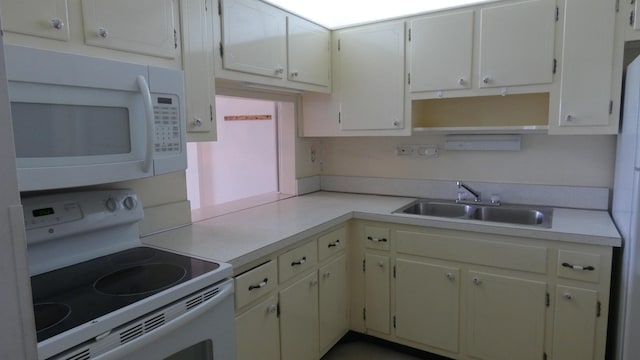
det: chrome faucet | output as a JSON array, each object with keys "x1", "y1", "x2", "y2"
[{"x1": 456, "y1": 181, "x2": 481, "y2": 202}]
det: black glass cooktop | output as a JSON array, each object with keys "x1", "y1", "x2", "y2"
[{"x1": 31, "y1": 246, "x2": 219, "y2": 342}]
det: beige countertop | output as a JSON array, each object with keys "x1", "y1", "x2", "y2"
[{"x1": 142, "y1": 192, "x2": 621, "y2": 271}]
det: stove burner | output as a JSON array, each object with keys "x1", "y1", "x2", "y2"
[
  {"x1": 108, "y1": 247, "x2": 157, "y2": 264},
  {"x1": 94, "y1": 263, "x2": 186, "y2": 296},
  {"x1": 34, "y1": 303, "x2": 70, "y2": 333}
]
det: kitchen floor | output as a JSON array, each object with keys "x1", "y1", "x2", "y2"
[{"x1": 321, "y1": 333, "x2": 450, "y2": 360}]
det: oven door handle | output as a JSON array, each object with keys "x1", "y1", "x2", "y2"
[
  {"x1": 95, "y1": 280, "x2": 233, "y2": 359},
  {"x1": 136, "y1": 75, "x2": 154, "y2": 174}
]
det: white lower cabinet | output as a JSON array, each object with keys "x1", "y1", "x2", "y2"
[
  {"x1": 395, "y1": 258, "x2": 459, "y2": 353},
  {"x1": 319, "y1": 254, "x2": 349, "y2": 353},
  {"x1": 280, "y1": 272, "x2": 320, "y2": 360},
  {"x1": 235, "y1": 295, "x2": 281, "y2": 360},
  {"x1": 364, "y1": 253, "x2": 391, "y2": 335},
  {"x1": 552, "y1": 285, "x2": 598, "y2": 360},
  {"x1": 466, "y1": 271, "x2": 547, "y2": 360}
]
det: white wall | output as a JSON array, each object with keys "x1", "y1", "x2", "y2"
[{"x1": 319, "y1": 134, "x2": 617, "y2": 188}]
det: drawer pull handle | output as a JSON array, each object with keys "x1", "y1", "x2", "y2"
[
  {"x1": 367, "y1": 236, "x2": 388, "y2": 243},
  {"x1": 291, "y1": 257, "x2": 307, "y2": 266},
  {"x1": 248, "y1": 278, "x2": 268, "y2": 291},
  {"x1": 561, "y1": 262, "x2": 595, "y2": 271},
  {"x1": 328, "y1": 240, "x2": 341, "y2": 248}
]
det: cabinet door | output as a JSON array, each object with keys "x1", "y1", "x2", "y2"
[
  {"x1": 221, "y1": 0, "x2": 286, "y2": 78},
  {"x1": 280, "y1": 272, "x2": 319, "y2": 360},
  {"x1": 467, "y1": 271, "x2": 546, "y2": 360},
  {"x1": 0, "y1": 0, "x2": 70, "y2": 41},
  {"x1": 552, "y1": 286, "x2": 598, "y2": 360},
  {"x1": 555, "y1": 0, "x2": 616, "y2": 131},
  {"x1": 288, "y1": 16, "x2": 330, "y2": 87},
  {"x1": 364, "y1": 253, "x2": 390, "y2": 334},
  {"x1": 82, "y1": 0, "x2": 177, "y2": 59},
  {"x1": 319, "y1": 254, "x2": 348, "y2": 353},
  {"x1": 410, "y1": 10, "x2": 473, "y2": 92},
  {"x1": 478, "y1": 0, "x2": 555, "y2": 88},
  {"x1": 336, "y1": 21, "x2": 405, "y2": 131},
  {"x1": 180, "y1": 0, "x2": 216, "y2": 140},
  {"x1": 235, "y1": 295, "x2": 280, "y2": 360},
  {"x1": 395, "y1": 259, "x2": 460, "y2": 353}
]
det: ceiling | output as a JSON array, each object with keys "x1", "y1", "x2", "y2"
[{"x1": 263, "y1": 0, "x2": 500, "y2": 29}]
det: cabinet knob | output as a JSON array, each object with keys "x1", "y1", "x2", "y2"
[
  {"x1": 482, "y1": 76, "x2": 491, "y2": 84},
  {"x1": 323, "y1": 271, "x2": 331, "y2": 279},
  {"x1": 98, "y1": 27, "x2": 109, "y2": 39},
  {"x1": 275, "y1": 67, "x2": 284, "y2": 75},
  {"x1": 458, "y1": 78, "x2": 465, "y2": 86},
  {"x1": 472, "y1": 277, "x2": 482, "y2": 285},
  {"x1": 565, "y1": 114, "x2": 574, "y2": 122},
  {"x1": 445, "y1": 272, "x2": 455, "y2": 281},
  {"x1": 193, "y1": 118, "x2": 203, "y2": 127},
  {"x1": 291, "y1": 71, "x2": 299, "y2": 77},
  {"x1": 310, "y1": 279, "x2": 319, "y2": 287},
  {"x1": 377, "y1": 261, "x2": 385, "y2": 268},
  {"x1": 51, "y1": 18, "x2": 64, "y2": 30},
  {"x1": 393, "y1": 120, "x2": 401, "y2": 127},
  {"x1": 563, "y1": 293, "x2": 573, "y2": 300},
  {"x1": 267, "y1": 304, "x2": 277, "y2": 314}
]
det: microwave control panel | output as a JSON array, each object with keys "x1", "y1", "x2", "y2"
[{"x1": 153, "y1": 94, "x2": 181, "y2": 155}]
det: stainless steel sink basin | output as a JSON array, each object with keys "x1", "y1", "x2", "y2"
[{"x1": 393, "y1": 199, "x2": 553, "y2": 228}]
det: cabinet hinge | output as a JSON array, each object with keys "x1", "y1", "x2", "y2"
[
  {"x1": 393, "y1": 265, "x2": 396, "y2": 278},
  {"x1": 338, "y1": 39, "x2": 341, "y2": 51},
  {"x1": 362, "y1": 259, "x2": 365, "y2": 272},
  {"x1": 393, "y1": 316, "x2": 396, "y2": 329},
  {"x1": 631, "y1": 10, "x2": 635, "y2": 27},
  {"x1": 552, "y1": 59, "x2": 557, "y2": 74},
  {"x1": 363, "y1": 307, "x2": 366, "y2": 320},
  {"x1": 616, "y1": 0, "x2": 620, "y2": 13},
  {"x1": 277, "y1": 303, "x2": 281, "y2": 318},
  {"x1": 555, "y1": 6, "x2": 559, "y2": 21},
  {"x1": 218, "y1": 0, "x2": 222, "y2": 15},
  {"x1": 408, "y1": 73, "x2": 411, "y2": 85},
  {"x1": 174, "y1": 29, "x2": 178, "y2": 49},
  {"x1": 219, "y1": 42, "x2": 224, "y2": 58},
  {"x1": 204, "y1": 0, "x2": 208, "y2": 12},
  {"x1": 597, "y1": 301, "x2": 602, "y2": 317},
  {"x1": 610, "y1": 100, "x2": 614, "y2": 115},
  {"x1": 408, "y1": 28, "x2": 412, "y2": 42},
  {"x1": 210, "y1": 104, "x2": 214, "y2": 122},
  {"x1": 543, "y1": 352, "x2": 548, "y2": 360},
  {"x1": 339, "y1": 111, "x2": 342, "y2": 124},
  {"x1": 546, "y1": 293, "x2": 550, "y2": 307}
]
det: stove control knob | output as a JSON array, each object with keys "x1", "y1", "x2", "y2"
[
  {"x1": 105, "y1": 198, "x2": 117, "y2": 212},
  {"x1": 123, "y1": 196, "x2": 138, "y2": 210}
]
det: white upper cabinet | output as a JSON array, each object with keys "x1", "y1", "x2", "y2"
[
  {"x1": 336, "y1": 21, "x2": 406, "y2": 132},
  {"x1": 478, "y1": 0, "x2": 556, "y2": 88},
  {"x1": 550, "y1": 0, "x2": 618, "y2": 134},
  {"x1": 409, "y1": 10, "x2": 474, "y2": 92},
  {"x1": 81, "y1": 0, "x2": 177, "y2": 59},
  {"x1": 287, "y1": 16, "x2": 331, "y2": 87},
  {"x1": 0, "y1": 0, "x2": 70, "y2": 41},
  {"x1": 220, "y1": 0, "x2": 286, "y2": 78}
]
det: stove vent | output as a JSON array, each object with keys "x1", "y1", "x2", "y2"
[
  {"x1": 143, "y1": 313, "x2": 166, "y2": 332},
  {"x1": 186, "y1": 287, "x2": 220, "y2": 311},
  {"x1": 119, "y1": 324, "x2": 143, "y2": 344},
  {"x1": 58, "y1": 348, "x2": 90, "y2": 360}
]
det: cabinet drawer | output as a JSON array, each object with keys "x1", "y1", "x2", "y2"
[
  {"x1": 318, "y1": 227, "x2": 346, "y2": 261},
  {"x1": 396, "y1": 230, "x2": 547, "y2": 274},
  {"x1": 364, "y1": 226, "x2": 390, "y2": 251},
  {"x1": 279, "y1": 240, "x2": 317, "y2": 283},
  {"x1": 235, "y1": 261, "x2": 278, "y2": 309},
  {"x1": 557, "y1": 250, "x2": 601, "y2": 283}
]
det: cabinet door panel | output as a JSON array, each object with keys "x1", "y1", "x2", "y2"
[
  {"x1": 1, "y1": 0, "x2": 70, "y2": 41},
  {"x1": 336, "y1": 22, "x2": 405, "y2": 131},
  {"x1": 395, "y1": 259, "x2": 460, "y2": 353},
  {"x1": 280, "y1": 272, "x2": 319, "y2": 360},
  {"x1": 552, "y1": 286, "x2": 597, "y2": 360},
  {"x1": 364, "y1": 253, "x2": 390, "y2": 334},
  {"x1": 235, "y1": 295, "x2": 280, "y2": 360},
  {"x1": 557, "y1": 0, "x2": 616, "y2": 129},
  {"x1": 82, "y1": 0, "x2": 177, "y2": 59},
  {"x1": 410, "y1": 10, "x2": 473, "y2": 92},
  {"x1": 288, "y1": 16, "x2": 330, "y2": 87},
  {"x1": 319, "y1": 255, "x2": 348, "y2": 352},
  {"x1": 221, "y1": 0, "x2": 286, "y2": 78},
  {"x1": 479, "y1": 0, "x2": 555, "y2": 87},
  {"x1": 467, "y1": 271, "x2": 546, "y2": 360}
]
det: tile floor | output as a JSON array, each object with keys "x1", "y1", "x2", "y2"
[{"x1": 321, "y1": 334, "x2": 450, "y2": 360}]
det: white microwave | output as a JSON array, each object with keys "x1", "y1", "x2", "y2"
[{"x1": 5, "y1": 45, "x2": 187, "y2": 191}]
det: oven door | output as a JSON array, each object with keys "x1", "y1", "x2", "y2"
[{"x1": 49, "y1": 279, "x2": 236, "y2": 360}]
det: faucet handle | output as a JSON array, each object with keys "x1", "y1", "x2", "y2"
[
  {"x1": 490, "y1": 194, "x2": 501, "y2": 205},
  {"x1": 457, "y1": 191, "x2": 466, "y2": 201}
]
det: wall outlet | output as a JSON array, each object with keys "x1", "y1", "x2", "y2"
[{"x1": 396, "y1": 145, "x2": 438, "y2": 158}]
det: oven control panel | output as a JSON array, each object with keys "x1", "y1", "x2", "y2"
[{"x1": 22, "y1": 189, "x2": 144, "y2": 245}]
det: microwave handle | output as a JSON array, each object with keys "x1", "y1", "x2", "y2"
[{"x1": 136, "y1": 75, "x2": 154, "y2": 173}]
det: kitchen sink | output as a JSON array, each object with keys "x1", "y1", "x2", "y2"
[{"x1": 393, "y1": 199, "x2": 553, "y2": 228}]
